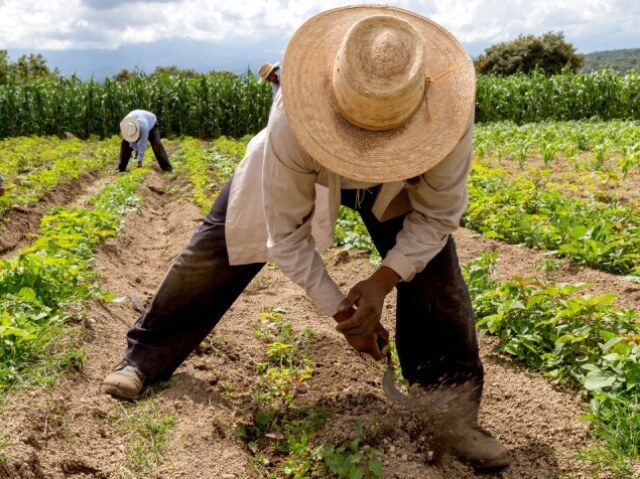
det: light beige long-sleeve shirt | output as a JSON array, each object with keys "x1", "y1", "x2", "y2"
[{"x1": 225, "y1": 91, "x2": 472, "y2": 317}]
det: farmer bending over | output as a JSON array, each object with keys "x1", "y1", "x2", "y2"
[
  {"x1": 103, "y1": 5, "x2": 509, "y2": 470},
  {"x1": 118, "y1": 109, "x2": 173, "y2": 173},
  {"x1": 258, "y1": 61, "x2": 281, "y2": 96}
]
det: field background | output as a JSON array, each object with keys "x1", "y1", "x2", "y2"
[{"x1": 0, "y1": 72, "x2": 639, "y2": 479}]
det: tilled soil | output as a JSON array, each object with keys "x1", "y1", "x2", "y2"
[
  {"x1": 2, "y1": 168, "x2": 628, "y2": 478},
  {"x1": 0, "y1": 170, "x2": 105, "y2": 258}
]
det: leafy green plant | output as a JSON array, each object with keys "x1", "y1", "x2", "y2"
[
  {"x1": 535, "y1": 256, "x2": 562, "y2": 279},
  {"x1": 238, "y1": 308, "x2": 384, "y2": 478},
  {"x1": 541, "y1": 141, "x2": 557, "y2": 166},
  {"x1": 463, "y1": 255, "x2": 640, "y2": 475},
  {"x1": 619, "y1": 145, "x2": 640, "y2": 179},
  {"x1": 464, "y1": 162, "x2": 640, "y2": 275},
  {"x1": 253, "y1": 308, "x2": 314, "y2": 409},
  {"x1": 314, "y1": 424, "x2": 383, "y2": 479},
  {"x1": 0, "y1": 168, "x2": 147, "y2": 396},
  {"x1": 334, "y1": 207, "x2": 380, "y2": 265}
]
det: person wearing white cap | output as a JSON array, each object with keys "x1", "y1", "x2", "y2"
[
  {"x1": 103, "y1": 5, "x2": 509, "y2": 470},
  {"x1": 258, "y1": 61, "x2": 281, "y2": 95},
  {"x1": 118, "y1": 109, "x2": 173, "y2": 173}
]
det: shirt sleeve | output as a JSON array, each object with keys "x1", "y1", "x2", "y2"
[
  {"x1": 136, "y1": 120, "x2": 150, "y2": 162},
  {"x1": 381, "y1": 128, "x2": 472, "y2": 281},
  {"x1": 262, "y1": 97, "x2": 344, "y2": 317}
]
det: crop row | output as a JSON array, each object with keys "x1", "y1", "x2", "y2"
[
  {"x1": 2, "y1": 69, "x2": 640, "y2": 140},
  {"x1": 0, "y1": 168, "x2": 147, "y2": 396},
  {"x1": 465, "y1": 253, "x2": 640, "y2": 476},
  {"x1": 0, "y1": 136, "x2": 119, "y2": 218},
  {"x1": 476, "y1": 68, "x2": 640, "y2": 123},
  {"x1": 464, "y1": 162, "x2": 640, "y2": 276},
  {"x1": 172, "y1": 136, "x2": 246, "y2": 212},
  {"x1": 0, "y1": 74, "x2": 272, "y2": 140},
  {"x1": 474, "y1": 120, "x2": 640, "y2": 179}
]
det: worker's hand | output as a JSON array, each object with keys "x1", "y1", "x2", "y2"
[
  {"x1": 335, "y1": 266, "x2": 400, "y2": 337},
  {"x1": 334, "y1": 308, "x2": 390, "y2": 361}
]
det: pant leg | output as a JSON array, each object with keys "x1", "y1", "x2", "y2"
[
  {"x1": 148, "y1": 124, "x2": 173, "y2": 172},
  {"x1": 340, "y1": 188, "x2": 483, "y2": 392},
  {"x1": 118, "y1": 139, "x2": 133, "y2": 171},
  {"x1": 125, "y1": 179, "x2": 264, "y2": 380}
]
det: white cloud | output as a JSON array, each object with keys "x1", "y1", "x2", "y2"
[{"x1": 0, "y1": 0, "x2": 639, "y2": 52}]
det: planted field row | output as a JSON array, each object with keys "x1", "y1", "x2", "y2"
[
  {"x1": 464, "y1": 253, "x2": 640, "y2": 476},
  {"x1": 464, "y1": 162, "x2": 640, "y2": 276},
  {"x1": 238, "y1": 307, "x2": 384, "y2": 479},
  {"x1": 2, "y1": 69, "x2": 640, "y2": 140},
  {"x1": 0, "y1": 136, "x2": 119, "y2": 218},
  {"x1": 0, "y1": 168, "x2": 148, "y2": 397},
  {"x1": 476, "y1": 68, "x2": 640, "y2": 123},
  {"x1": 0, "y1": 74, "x2": 272, "y2": 140},
  {"x1": 474, "y1": 120, "x2": 640, "y2": 181},
  {"x1": 172, "y1": 136, "x2": 247, "y2": 212}
]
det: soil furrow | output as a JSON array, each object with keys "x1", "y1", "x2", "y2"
[{"x1": 0, "y1": 170, "x2": 111, "y2": 258}]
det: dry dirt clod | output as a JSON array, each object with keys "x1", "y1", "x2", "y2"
[
  {"x1": 147, "y1": 185, "x2": 166, "y2": 195},
  {"x1": 128, "y1": 293, "x2": 145, "y2": 312}
]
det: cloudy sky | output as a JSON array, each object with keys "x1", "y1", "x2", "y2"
[{"x1": 1, "y1": 0, "x2": 639, "y2": 78}]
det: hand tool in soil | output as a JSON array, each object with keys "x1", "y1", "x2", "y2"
[{"x1": 380, "y1": 343, "x2": 481, "y2": 463}]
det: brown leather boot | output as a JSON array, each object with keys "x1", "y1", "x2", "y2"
[
  {"x1": 451, "y1": 424, "x2": 510, "y2": 469},
  {"x1": 102, "y1": 360, "x2": 146, "y2": 400}
]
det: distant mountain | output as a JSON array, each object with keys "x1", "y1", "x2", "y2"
[
  {"x1": 580, "y1": 48, "x2": 640, "y2": 73},
  {"x1": 8, "y1": 38, "x2": 286, "y2": 80}
]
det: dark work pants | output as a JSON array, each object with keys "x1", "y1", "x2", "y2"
[
  {"x1": 125, "y1": 181, "x2": 483, "y2": 393},
  {"x1": 340, "y1": 188, "x2": 483, "y2": 391},
  {"x1": 118, "y1": 124, "x2": 173, "y2": 172}
]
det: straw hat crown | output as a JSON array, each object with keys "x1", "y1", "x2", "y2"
[
  {"x1": 120, "y1": 118, "x2": 140, "y2": 142},
  {"x1": 333, "y1": 15, "x2": 426, "y2": 131}
]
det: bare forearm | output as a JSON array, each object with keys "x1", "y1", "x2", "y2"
[{"x1": 370, "y1": 266, "x2": 400, "y2": 295}]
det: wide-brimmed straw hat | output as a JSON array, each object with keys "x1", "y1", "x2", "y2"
[
  {"x1": 258, "y1": 61, "x2": 280, "y2": 83},
  {"x1": 281, "y1": 5, "x2": 475, "y2": 183},
  {"x1": 120, "y1": 117, "x2": 140, "y2": 142}
]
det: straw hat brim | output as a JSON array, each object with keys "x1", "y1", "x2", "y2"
[
  {"x1": 259, "y1": 62, "x2": 280, "y2": 83},
  {"x1": 281, "y1": 5, "x2": 475, "y2": 183}
]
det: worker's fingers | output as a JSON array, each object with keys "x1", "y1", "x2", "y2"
[
  {"x1": 335, "y1": 307, "x2": 376, "y2": 335},
  {"x1": 375, "y1": 323, "x2": 390, "y2": 341},
  {"x1": 366, "y1": 340, "x2": 385, "y2": 361},
  {"x1": 376, "y1": 334, "x2": 388, "y2": 353},
  {"x1": 337, "y1": 287, "x2": 361, "y2": 313}
]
